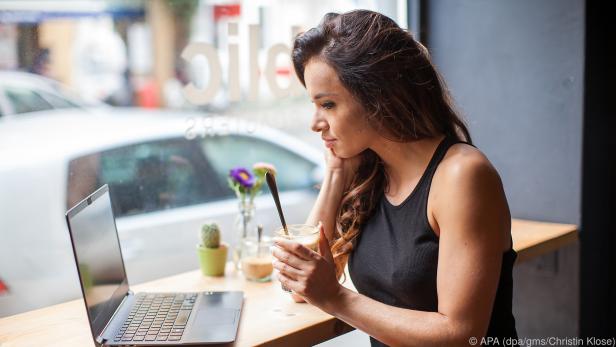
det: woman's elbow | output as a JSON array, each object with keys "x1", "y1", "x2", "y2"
[{"x1": 441, "y1": 316, "x2": 489, "y2": 347}]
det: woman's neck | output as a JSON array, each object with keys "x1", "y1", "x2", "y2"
[{"x1": 370, "y1": 134, "x2": 446, "y2": 195}]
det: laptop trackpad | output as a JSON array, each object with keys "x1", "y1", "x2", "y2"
[
  {"x1": 184, "y1": 293, "x2": 242, "y2": 343},
  {"x1": 193, "y1": 307, "x2": 237, "y2": 327}
]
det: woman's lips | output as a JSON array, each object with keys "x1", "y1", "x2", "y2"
[{"x1": 323, "y1": 139, "x2": 337, "y2": 148}]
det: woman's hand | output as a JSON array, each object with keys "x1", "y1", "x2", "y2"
[
  {"x1": 272, "y1": 222, "x2": 342, "y2": 313},
  {"x1": 325, "y1": 148, "x2": 362, "y2": 191},
  {"x1": 290, "y1": 292, "x2": 306, "y2": 303}
]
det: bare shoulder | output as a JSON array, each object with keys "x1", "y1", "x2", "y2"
[
  {"x1": 437, "y1": 142, "x2": 498, "y2": 182},
  {"x1": 427, "y1": 142, "x2": 510, "y2": 244}
]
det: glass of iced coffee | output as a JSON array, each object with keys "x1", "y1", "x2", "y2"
[
  {"x1": 273, "y1": 223, "x2": 320, "y2": 292},
  {"x1": 240, "y1": 236, "x2": 274, "y2": 282}
]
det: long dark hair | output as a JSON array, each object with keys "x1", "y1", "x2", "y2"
[{"x1": 292, "y1": 10, "x2": 473, "y2": 279}]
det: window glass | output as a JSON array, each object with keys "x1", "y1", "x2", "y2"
[
  {"x1": 1, "y1": 0, "x2": 406, "y2": 316},
  {"x1": 38, "y1": 90, "x2": 80, "y2": 109},
  {"x1": 201, "y1": 134, "x2": 317, "y2": 193},
  {"x1": 4, "y1": 87, "x2": 53, "y2": 114}
]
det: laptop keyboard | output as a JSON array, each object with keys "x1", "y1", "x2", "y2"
[{"x1": 114, "y1": 293, "x2": 198, "y2": 343}]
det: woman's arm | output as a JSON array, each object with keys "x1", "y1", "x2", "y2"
[
  {"x1": 292, "y1": 150, "x2": 357, "y2": 302},
  {"x1": 304, "y1": 168, "x2": 345, "y2": 241},
  {"x1": 305, "y1": 148, "x2": 359, "y2": 241},
  {"x1": 274, "y1": 154, "x2": 510, "y2": 346}
]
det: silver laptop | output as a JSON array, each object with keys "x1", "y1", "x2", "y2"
[{"x1": 65, "y1": 184, "x2": 243, "y2": 346}]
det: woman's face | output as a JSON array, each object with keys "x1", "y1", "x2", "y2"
[{"x1": 303, "y1": 58, "x2": 377, "y2": 158}]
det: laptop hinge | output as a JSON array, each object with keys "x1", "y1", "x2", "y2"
[
  {"x1": 96, "y1": 336, "x2": 106, "y2": 346},
  {"x1": 97, "y1": 291, "x2": 133, "y2": 344}
]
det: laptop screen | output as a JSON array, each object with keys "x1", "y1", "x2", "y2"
[{"x1": 66, "y1": 185, "x2": 129, "y2": 339}]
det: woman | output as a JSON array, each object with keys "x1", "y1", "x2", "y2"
[{"x1": 271, "y1": 10, "x2": 517, "y2": 346}]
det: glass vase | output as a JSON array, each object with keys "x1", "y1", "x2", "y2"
[{"x1": 232, "y1": 200, "x2": 256, "y2": 270}]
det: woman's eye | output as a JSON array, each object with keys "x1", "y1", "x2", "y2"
[{"x1": 322, "y1": 102, "x2": 335, "y2": 109}]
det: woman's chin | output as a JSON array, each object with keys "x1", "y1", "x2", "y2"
[
  {"x1": 329, "y1": 143, "x2": 362, "y2": 159},
  {"x1": 333, "y1": 148, "x2": 355, "y2": 159}
]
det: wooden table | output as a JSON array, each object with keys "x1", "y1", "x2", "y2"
[
  {"x1": 510, "y1": 219, "x2": 578, "y2": 263},
  {"x1": 0, "y1": 219, "x2": 577, "y2": 347}
]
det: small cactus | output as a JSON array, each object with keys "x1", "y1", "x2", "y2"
[{"x1": 200, "y1": 223, "x2": 221, "y2": 248}]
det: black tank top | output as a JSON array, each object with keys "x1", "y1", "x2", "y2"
[{"x1": 348, "y1": 136, "x2": 518, "y2": 346}]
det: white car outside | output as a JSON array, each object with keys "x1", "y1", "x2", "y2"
[
  {"x1": 0, "y1": 70, "x2": 107, "y2": 117},
  {"x1": 0, "y1": 108, "x2": 324, "y2": 317}
]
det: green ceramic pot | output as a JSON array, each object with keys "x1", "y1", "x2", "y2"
[{"x1": 197, "y1": 243, "x2": 228, "y2": 276}]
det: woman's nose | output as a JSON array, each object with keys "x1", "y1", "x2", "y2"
[{"x1": 310, "y1": 112, "x2": 327, "y2": 133}]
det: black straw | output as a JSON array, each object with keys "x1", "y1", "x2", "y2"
[{"x1": 265, "y1": 171, "x2": 288, "y2": 235}]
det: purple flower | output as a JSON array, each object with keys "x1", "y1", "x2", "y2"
[{"x1": 229, "y1": 167, "x2": 255, "y2": 188}]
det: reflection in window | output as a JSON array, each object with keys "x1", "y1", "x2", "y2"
[
  {"x1": 67, "y1": 138, "x2": 227, "y2": 217},
  {"x1": 4, "y1": 87, "x2": 52, "y2": 114},
  {"x1": 200, "y1": 135, "x2": 317, "y2": 193}
]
